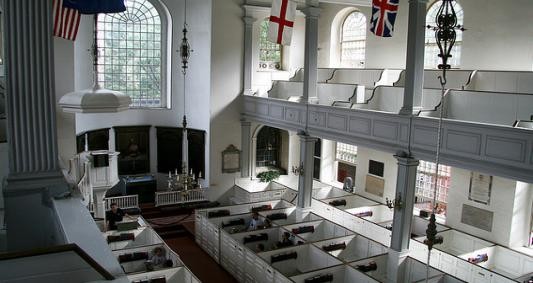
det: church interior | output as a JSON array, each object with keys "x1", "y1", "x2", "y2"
[{"x1": 2, "y1": 0, "x2": 533, "y2": 282}]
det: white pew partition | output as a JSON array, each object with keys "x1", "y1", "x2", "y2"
[
  {"x1": 313, "y1": 234, "x2": 387, "y2": 263},
  {"x1": 414, "y1": 229, "x2": 495, "y2": 257},
  {"x1": 105, "y1": 226, "x2": 163, "y2": 251},
  {"x1": 326, "y1": 69, "x2": 384, "y2": 86},
  {"x1": 346, "y1": 205, "x2": 394, "y2": 225},
  {"x1": 112, "y1": 243, "x2": 182, "y2": 274},
  {"x1": 289, "y1": 264, "x2": 380, "y2": 283},
  {"x1": 445, "y1": 89, "x2": 533, "y2": 126},
  {"x1": 227, "y1": 227, "x2": 306, "y2": 253},
  {"x1": 312, "y1": 186, "x2": 352, "y2": 200},
  {"x1": 357, "y1": 86, "x2": 443, "y2": 113},
  {"x1": 233, "y1": 178, "x2": 291, "y2": 204},
  {"x1": 411, "y1": 215, "x2": 450, "y2": 238},
  {"x1": 290, "y1": 68, "x2": 336, "y2": 83},
  {"x1": 394, "y1": 69, "x2": 473, "y2": 90},
  {"x1": 322, "y1": 195, "x2": 379, "y2": 210},
  {"x1": 467, "y1": 70, "x2": 533, "y2": 94},
  {"x1": 375, "y1": 69, "x2": 404, "y2": 87},
  {"x1": 257, "y1": 244, "x2": 343, "y2": 282},
  {"x1": 127, "y1": 267, "x2": 201, "y2": 283},
  {"x1": 282, "y1": 220, "x2": 354, "y2": 243},
  {"x1": 259, "y1": 207, "x2": 323, "y2": 226},
  {"x1": 459, "y1": 246, "x2": 533, "y2": 282}
]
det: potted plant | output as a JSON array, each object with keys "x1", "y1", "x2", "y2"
[{"x1": 256, "y1": 170, "x2": 280, "y2": 183}]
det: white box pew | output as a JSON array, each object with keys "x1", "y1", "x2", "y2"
[
  {"x1": 394, "y1": 69, "x2": 473, "y2": 90},
  {"x1": 466, "y1": 70, "x2": 533, "y2": 94},
  {"x1": 105, "y1": 226, "x2": 163, "y2": 251},
  {"x1": 259, "y1": 207, "x2": 323, "y2": 226},
  {"x1": 113, "y1": 244, "x2": 182, "y2": 274},
  {"x1": 257, "y1": 244, "x2": 343, "y2": 283},
  {"x1": 233, "y1": 182, "x2": 288, "y2": 204},
  {"x1": 346, "y1": 205, "x2": 394, "y2": 225},
  {"x1": 413, "y1": 229, "x2": 495, "y2": 257},
  {"x1": 325, "y1": 68, "x2": 384, "y2": 86},
  {"x1": 323, "y1": 195, "x2": 379, "y2": 211},
  {"x1": 227, "y1": 227, "x2": 307, "y2": 254},
  {"x1": 444, "y1": 89, "x2": 533, "y2": 126},
  {"x1": 195, "y1": 199, "x2": 292, "y2": 250},
  {"x1": 356, "y1": 86, "x2": 443, "y2": 113},
  {"x1": 290, "y1": 68, "x2": 337, "y2": 83},
  {"x1": 128, "y1": 267, "x2": 201, "y2": 283},
  {"x1": 267, "y1": 80, "x2": 361, "y2": 107},
  {"x1": 313, "y1": 234, "x2": 388, "y2": 263},
  {"x1": 289, "y1": 264, "x2": 380, "y2": 283},
  {"x1": 282, "y1": 220, "x2": 354, "y2": 243},
  {"x1": 312, "y1": 186, "x2": 352, "y2": 200},
  {"x1": 459, "y1": 246, "x2": 533, "y2": 282}
]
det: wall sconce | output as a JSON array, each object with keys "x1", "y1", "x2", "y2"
[
  {"x1": 386, "y1": 192, "x2": 403, "y2": 210},
  {"x1": 291, "y1": 162, "x2": 304, "y2": 176}
]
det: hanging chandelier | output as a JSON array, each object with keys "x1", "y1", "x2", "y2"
[{"x1": 180, "y1": 0, "x2": 191, "y2": 175}]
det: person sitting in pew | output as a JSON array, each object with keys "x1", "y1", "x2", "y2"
[
  {"x1": 150, "y1": 247, "x2": 167, "y2": 266},
  {"x1": 247, "y1": 212, "x2": 264, "y2": 231},
  {"x1": 106, "y1": 203, "x2": 130, "y2": 231},
  {"x1": 275, "y1": 232, "x2": 293, "y2": 249}
]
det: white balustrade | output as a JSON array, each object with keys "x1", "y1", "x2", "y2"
[
  {"x1": 104, "y1": 195, "x2": 139, "y2": 211},
  {"x1": 78, "y1": 161, "x2": 92, "y2": 208},
  {"x1": 155, "y1": 189, "x2": 208, "y2": 207}
]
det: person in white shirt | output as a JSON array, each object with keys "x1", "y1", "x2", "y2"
[{"x1": 247, "y1": 212, "x2": 264, "y2": 231}]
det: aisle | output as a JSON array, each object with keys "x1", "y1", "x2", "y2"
[{"x1": 164, "y1": 233, "x2": 238, "y2": 283}]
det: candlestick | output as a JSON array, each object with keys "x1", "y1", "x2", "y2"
[
  {"x1": 168, "y1": 171, "x2": 172, "y2": 178},
  {"x1": 199, "y1": 171, "x2": 202, "y2": 179}
]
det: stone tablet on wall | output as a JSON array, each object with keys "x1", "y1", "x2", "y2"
[
  {"x1": 461, "y1": 204, "x2": 493, "y2": 232},
  {"x1": 468, "y1": 172, "x2": 492, "y2": 205},
  {"x1": 365, "y1": 174, "x2": 385, "y2": 197}
]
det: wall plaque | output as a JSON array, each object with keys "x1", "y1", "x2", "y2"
[
  {"x1": 222, "y1": 144, "x2": 240, "y2": 173},
  {"x1": 461, "y1": 204, "x2": 493, "y2": 232},
  {"x1": 365, "y1": 174, "x2": 385, "y2": 197},
  {"x1": 468, "y1": 172, "x2": 492, "y2": 205}
]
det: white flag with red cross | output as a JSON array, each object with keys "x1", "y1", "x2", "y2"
[{"x1": 268, "y1": 0, "x2": 297, "y2": 45}]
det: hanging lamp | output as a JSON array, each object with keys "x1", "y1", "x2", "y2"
[
  {"x1": 59, "y1": 0, "x2": 132, "y2": 113},
  {"x1": 181, "y1": 0, "x2": 191, "y2": 174}
]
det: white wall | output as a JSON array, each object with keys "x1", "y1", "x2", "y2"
[
  {"x1": 73, "y1": 0, "x2": 212, "y2": 180},
  {"x1": 209, "y1": 0, "x2": 243, "y2": 199},
  {"x1": 354, "y1": 146, "x2": 397, "y2": 203},
  {"x1": 318, "y1": 0, "x2": 533, "y2": 70},
  {"x1": 446, "y1": 167, "x2": 533, "y2": 247}
]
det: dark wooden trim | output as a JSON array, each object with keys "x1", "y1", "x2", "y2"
[{"x1": 0, "y1": 243, "x2": 115, "y2": 280}]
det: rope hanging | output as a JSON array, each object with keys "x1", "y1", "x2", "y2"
[{"x1": 424, "y1": 1, "x2": 465, "y2": 281}]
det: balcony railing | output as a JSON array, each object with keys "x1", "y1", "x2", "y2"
[{"x1": 104, "y1": 195, "x2": 139, "y2": 211}]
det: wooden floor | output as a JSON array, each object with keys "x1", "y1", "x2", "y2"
[{"x1": 164, "y1": 234, "x2": 238, "y2": 283}]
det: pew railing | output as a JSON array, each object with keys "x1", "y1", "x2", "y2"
[
  {"x1": 78, "y1": 161, "x2": 92, "y2": 208},
  {"x1": 104, "y1": 195, "x2": 139, "y2": 211},
  {"x1": 155, "y1": 188, "x2": 208, "y2": 207}
]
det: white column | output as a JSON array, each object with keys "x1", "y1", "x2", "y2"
[
  {"x1": 4, "y1": 0, "x2": 69, "y2": 250},
  {"x1": 251, "y1": 136, "x2": 258, "y2": 178},
  {"x1": 399, "y1": 0, "x2": 428, "y2": 115},
  {"x1": 296, "y1": 133, "x2": 317, "y2": 208},
  {"x1": 302, "y1": 6, "x2": 321, "y2": 102},
  {"x1": 390, "y1": 153, "x2": 419, "y2": 252},
  {"x1": 243, "y1": 16, "x2": 255, "y2": 95},
  {"x1": 241, "y1": 120, "x2": 251, "y2": 177}
]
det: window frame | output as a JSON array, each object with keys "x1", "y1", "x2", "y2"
[
  {"x1": 339, "y1": 10, "x2": 367, "y2": 68},
  {"x1": 258, "y1": 19, "x2": 283, "y2": 71},
  {"x1": 414, "y1": 160, "x2": 451, "y2": 217},
  {"x1": 96, "y1": 0, "x2": 171, "y2": 109}
]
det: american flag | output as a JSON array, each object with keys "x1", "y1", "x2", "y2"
[
  {"x1": 370, "y1": 0, "x2": 400, "y2": 38},
  {"x1": 53, "y1": 0, "x2": 81, "y2": 41}
]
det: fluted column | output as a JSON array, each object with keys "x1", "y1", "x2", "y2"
[
  {"x1": 243, "y1": 16, "x2": 255, "y2": 95},
  {"x1": 302, "y1": 6, "x2": 321, "y2": 102},
  {"x1": 296, "y1": 133, "x2": 317, "y2": 208},
  {"x1": 399, "y1": 0, "x2": 428, "y2": 115},
  {"x1": 240, "y1": 120, "x2": 251, "y2": 177}
]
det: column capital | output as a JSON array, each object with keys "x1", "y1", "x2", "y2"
[
  {"x1": 242, "y1": 16, "x2": 256, "y2": 26},
  {"x1": 298, "y1": 132, "x2": 318, "y2": 143},
  {"x1": 302, "y1": 6, "x2": 321, "y2": 18},
  {"x1": 394, "y1": 152, "x2": 419, "y2": 167},
  {"x1": 240, "y1": 119, "x2": 251, "y2": 127}
]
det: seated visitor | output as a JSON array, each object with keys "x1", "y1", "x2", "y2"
[
  {"x1": 106, "y1": 202, "x2": 129, "y2": 231},
  {"x1": 263, "y1": 218, "x2": 272, "y2": 229},
  {"x1": 150, "y1": 247, "x2": 167, "y2": 266},
  {"x1": 276, "y1": 232, "x2": 293, "y2": 248},
  {"x1": 247, "y1": 212, "x2": 264, "y2": 231}
]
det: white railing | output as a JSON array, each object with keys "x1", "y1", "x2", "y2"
[
  {"x1": 155, "y1": 189, "x2": 208, "y2": 207},
  {"x1": 104, "y1": 195, "x2": 139, "y2": 211}
]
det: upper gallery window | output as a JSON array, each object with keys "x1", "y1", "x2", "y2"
[
  {"x1": 340, "y1": 11, "x2": 366, "y2": 68},
  {"x1": 424, "y1": 0, "x2": 464, "y2": 69},
  {"x1": 97, "y1": 0, "x2": 169, "y2": 108},
  {"x1": 259, "y1": 19, "x2": 283, "y2": 70}
]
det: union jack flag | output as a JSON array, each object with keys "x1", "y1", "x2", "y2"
[{"x1": 370, "y1": 0, "x2": 400, "y2": 37}]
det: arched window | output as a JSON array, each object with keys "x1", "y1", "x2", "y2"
[
  {"x1": 340, "y1": 11, "x2": 366, "y2": 68},
  {"x1": 259, "y1": 19, "x2": 282, "y2": 70},
  {"x1": 424, "y1": 0, "x2": 464, "y2": 69},
  {"x1": 97, "y1": 0, "x2": 169, "y2": 108},
  {"x1": 256, "y1": 126, "x2": 282, "y2": 168}
]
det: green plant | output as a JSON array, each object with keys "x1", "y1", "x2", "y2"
[{"x1": 257, "y1": 170, "x2": 280, "y2": 183}]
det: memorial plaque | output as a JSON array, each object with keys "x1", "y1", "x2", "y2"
[
  {"x1": 468, "y1": 172, "x2": 492, "y2": 205},
  {"x1": 461, "y1": 204, "x2": 493, "y2": 232},
  {"x1": 365, "y1": 174, "x2": 385, "y2": 197}
]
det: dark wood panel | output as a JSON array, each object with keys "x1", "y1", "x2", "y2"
[{"x1": 156, "y1": 126, "x2": 205, "y2": 177}]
